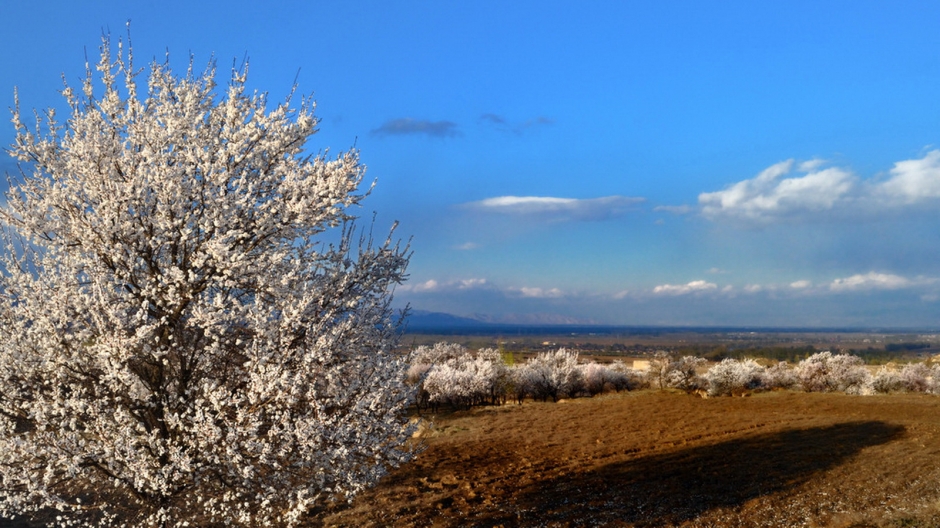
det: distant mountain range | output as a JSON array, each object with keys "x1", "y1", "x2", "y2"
[{"x1": 404, "y1": 310, "x2": 598, "y2": 329}]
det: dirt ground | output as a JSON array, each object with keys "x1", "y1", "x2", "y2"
[{"x1": 318, "y1": 390, "x2": 940, "y2": 527}]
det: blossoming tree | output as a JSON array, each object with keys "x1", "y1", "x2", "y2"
[{"x1": 0, "y1": 34, "x2": 415, "y2": 527}]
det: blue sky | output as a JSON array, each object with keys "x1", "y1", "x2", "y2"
[{"x1": 4, "y1": 1, "x2": 940, "y2": 327}]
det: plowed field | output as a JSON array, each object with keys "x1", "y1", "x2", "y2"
[{"x1": 319, "y1": 391, "x2": 940, "y2": 527}]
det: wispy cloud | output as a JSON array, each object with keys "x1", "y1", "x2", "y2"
[
  {"x1": 790, "y1": 280, "x2": 812, "y2": 289},
  {"x1": 512, "y1": 286, "x2": 564, "y2": 298},
  {"x1": 398, "y1": 278, "x2": 567, "y2": 300},
  {"x1": 463, "y1": 195, "x2": 645, "y2": 221},
  {"x1": 480, "y1": 113, "x2": 553, "y2": 134},
  {"x1": 480, "y1": 113, "x2": 507, "y2": 125},
  {"x1": 454, "y1": 242, "x2": 480, "y2": 250},
  {"x1": 398, "y1": 278, "x2": 489, "y2": 293},
  {"x1": 371, "y1": 118, "x2": 460, "y2": 138},
  {"x1": 654, "y1": 204, "x2": 693, "y2": 215},
  {"x1": 652, "y1": 280, "x2": 718, "y2": 296},
  {"x1": 829, "y1": 272, "x2": 914, "y2": 292}
]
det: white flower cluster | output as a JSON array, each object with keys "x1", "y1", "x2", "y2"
[
  {"x1": 704, "y1": 358, "x2": 766, "y2": 396},
  {"x1": 512, "y1": 349, "x2": 583, "y2": 402},
  {"x1": 793, "y1": 351, "x2": 871, "y2": 394},
  {"x1": 0, "y1": 33, "x2": 415, "y2": 527},
  {"x1": 701, "y1": 351, "x2": 940, "y2": 397},
  {"x1": 409, "y1": 343, "x2": 646, "y2": 409},
  {"x1": 421, "y1": 345, "x2": 509, "y2": 409},
  {"x1": 870, "y1": 362, "x2": 940, "y2": 394}
]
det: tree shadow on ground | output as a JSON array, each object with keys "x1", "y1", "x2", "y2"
[{"x1": 499, "y1": 421, "x2": 904, "y2": 527}]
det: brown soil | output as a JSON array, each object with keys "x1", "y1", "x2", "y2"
[{"x1": 319, "y1": 391, "x2": 940, "y2": 527}]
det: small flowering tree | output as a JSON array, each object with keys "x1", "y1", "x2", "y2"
[
  {"x1": 899, "y1": 362, "x2": 937, "y2": 393},
  {"x1": 871, "y1": 366, "x2": 905, "y2": 394},
  {"x1": 422, "y1": 348, "x2": 508, "y2": 409},
  {"x1": 762, "y1": 361, "x2": 798, "y2": 390},
  {"x1": 513, "y1": 349, "x2": 583, "y2": 402},
  {"x1": 579, "y1": 361, "x2": 637, "y2": 395},
  {"x1": 0, "y1": 34, "x2": 415, "y2": 527},
  {"x1": 663, "y1": 356, "x2": 708, "y2": 392},
  {"x1": 795, "y1": 352, "x2": 871, "y2": 394},
  {"x1": 705, "y1": 358, "x2": 765, "y2": 396}
]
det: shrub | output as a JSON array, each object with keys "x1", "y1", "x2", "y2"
[
  {"x1": 795, "y1": 352, "x2": 871, "y2": 394},
  {"x1": 900, "y1": 362, "x2": 932, "y2": 393},
  {"x1": 513, "y1": 349, "x2": 583, "y2": 402},
  {"x1": 763, "y1": 361, "x2": 798, "y2": 390},
  {"x1": 872, "y1": 366, "x2": 905, "y2": 394},
  {"x1": 705, "y1": 358, "x2": 765, "y2": 396},
  {"x1": 579, "y1": 361, "x2": 637, "y2": 395},
  {"x1": 663, "y1": 356, "x2": 708, "y2": 392}
]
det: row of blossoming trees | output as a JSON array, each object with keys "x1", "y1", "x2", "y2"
[{"x1": 408, "y1": 343, "x2": 940, "y2": 410}]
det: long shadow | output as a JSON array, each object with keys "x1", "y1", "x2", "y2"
[{"x1": 499, "y1": 421, "x2": 904, "y2": 527}]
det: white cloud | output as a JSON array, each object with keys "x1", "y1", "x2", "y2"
[
  {"x1": 463, "y1": 195, "x2": 645, "y2": 221},
  {"x1": 790, "y1": 280, "x2": 812, "y2": 289},
  {"x1": 399, "y1": 278, "x2": 567, "y2": 299},
  {"x1": 456, "y1": 278, "x2": 488, "y2": 289},
  {"x1": 829, "y1": 272, "x2": 912, "y2": 292},
  {"x1": 407, "y1": 279, "x2": 439, "y2": 293},
  {"x1": 652, "y1": 280, "x2": 718, "y2": 296},
  {"x1": 743, "y1": 284, "x2": 764, "y2": 293},
  {"x1": 799, "y1": 158, "x2": 826, "y2": 172},
  {"x1": 699, "y1": 160, "x2": 856, "y2": 221},
  {"x1": 876, "y1": 150, "x2": 940, "y2": 204},
  {"x1": 696, "y1": 150, "x2": 940, "y2": 223},
  {"x1": 454, "y1": 242, "x2": 479, "y2": 250},
  {"x1": 399, "y1": 278, "x2": 489, "y2": 293},
  {"x1": 515, "y1": 286, "x2": 564, "y2": 298}
]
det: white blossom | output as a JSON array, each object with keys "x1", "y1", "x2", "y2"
[
  {"x1": 0, "y1": 32, "x2": 415, "y2": 527},
  {"x1": 511, "y1": 349, "x2": 583, "y2": 402},
  {"x1": 794, "y1": 352, "x2": 871, "y2": 394},
  {"x1": 704, "y1": 358, "x2": 765, "y2": 396}
]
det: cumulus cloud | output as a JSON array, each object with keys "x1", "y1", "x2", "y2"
[
  {"x1": 371, "y1": 118, "x2": 460, "y2": 138},
  {"x1": 696, "y1": 150, "x2": 940, "y2": 223},
  {"x1": 790, "y1": 280, "x2": 812, "y2": 289},
  {"x1": 829, "y1": 272, "x2": 913, "y2": 292},
  {"x1": 699, "y1": 160, "x2": 856, "y2": 221},
  {"x1": 652, "y1": 280, "x2": 718, "y2": 296},
  {"x1": 463, "y1": 195, "x2": 645, "y2": 221},
  {"x1": 875, "y1": 150, "x2": 940, "y2": 204}
]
